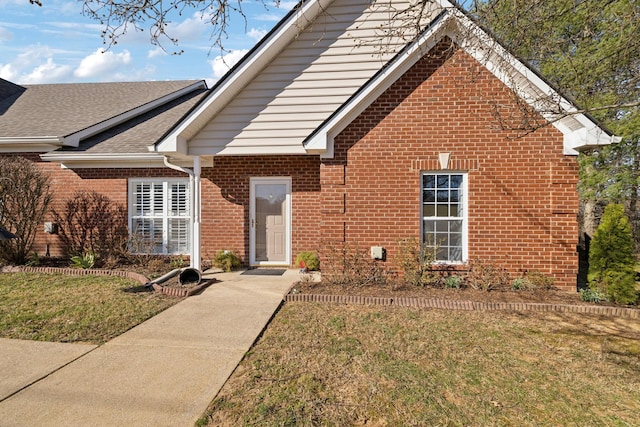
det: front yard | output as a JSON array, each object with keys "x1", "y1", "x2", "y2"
[
  {"x1": 2, "y1": 270, "x2": 639, "y2": 425},
  {"x1": 199, "y1": 302, "x2": 640, "y2": 426},
  {"x1": 0, "y1": 272, "x2": 178, "y2": 344}
]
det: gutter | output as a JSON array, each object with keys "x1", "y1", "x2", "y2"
[
  {"x1": 0, "y1": 136, "x2": 64, "y2": 153},
  {"x1": 40, "y1": 152, "x2": 166, "y2": 168}
]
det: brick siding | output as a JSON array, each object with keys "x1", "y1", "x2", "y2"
[
  {"x1": 3, "y1": 38, "x2": 580, "y2": 290},
  {"x1": 320, "y1": 38, "x2": 579, "y2": 289}
]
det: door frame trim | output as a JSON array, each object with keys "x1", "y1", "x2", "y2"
[{"x1": 249, "y1": 177, "x2": 292, "y2": 266}]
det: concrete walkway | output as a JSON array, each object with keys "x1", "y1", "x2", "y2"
[{"x1": 0, "y1": 269, "x2": 298, "y2": 426}]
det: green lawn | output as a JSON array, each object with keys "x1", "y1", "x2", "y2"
[
  {"x1": 200, "y1": 302, "x2": 640, "y2": 426},
  {"x1": 0, "y1": 272, "x2": 178, "y2": 344}
]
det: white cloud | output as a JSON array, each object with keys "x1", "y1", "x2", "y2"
[
  {"x1": 147, "y1": 47, "x2": 167, "y2": 59},
  {"x1": 74, "y1": 48, "x2": 132, "y2": 79},
  {"x1": 210, "y1": 49, "x2": 248, "y2": 79},
  {"x1": 247, "y1": 27, "x2": 267, "y2": 41},
  {"x1": 0, "y1": 44, "x2": 73, "y2": 84},
  {"x1": 279, "y1": 1, "x2": 298, "y2": 10},
  {"x1": 57, "y1": 1, "x2": 79, "y2": 16},
  {"x1": 0, "y1": 63, "x2": 18, "y2": 81},
  {"x1": 167, "y1": 12, "x2": 210, "y2": 42},
  {"x1": 254, "y1": 13, "x2": 284, "y2": 22},
  {"x1": 21, "y1": 58, "x2": 73, "y2": 84},
  {"x1": 0, "y1": 27, "x2": 12, "y2": 43}
]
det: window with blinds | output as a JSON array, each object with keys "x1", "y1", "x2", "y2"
[{"x1": 129, "y1": 179, "x2": 190, "y2": 254}]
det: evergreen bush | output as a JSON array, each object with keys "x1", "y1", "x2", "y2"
[
  {"x1": 588, "y1": 204, "x2": 638, "y2": 304},
  {"x1": 213, "y1": 250, "x2": 242, "y2": 272}
]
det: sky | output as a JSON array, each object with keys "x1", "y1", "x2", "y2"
[{"x1": 0, "y1": 0, "x2": 297, "y2": 86}]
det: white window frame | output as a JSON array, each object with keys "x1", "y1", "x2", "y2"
[
  {"x1": 421, "y1": 172, "x2": 468, "y2": 263},
  {"x1": 128, "y1": 178, "x2": 190, "y2": 255}
]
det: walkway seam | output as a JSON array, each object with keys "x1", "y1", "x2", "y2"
[{"x1": 0, "y1": 345, "x2": 99, "y2": 404}]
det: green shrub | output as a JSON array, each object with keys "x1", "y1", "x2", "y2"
[
  {"x1": 295, "y1": 251, "x2": 320, "y2": 271},
  {"x1": 511, "y1": 277, "x2": 530, "y2": 291},
  {"x1": 444, "y1": 275, "x2": 463, "y2": 289},
  {"x1": 213, "y1": 251, "x2": 242, "y2": 272},
  {"x1": 70, "y1": 252, "x2": 95, "y2": 269},
  {"x1": 511, "y1": 271, "x2": 555, "y2": 291},
  {"x1": 170, "y1": 255, "x2": 186, "y2": 269},
  {"x1": 579, "y1": 288, "x2": 608, "y2": 303},
  {"x1": 26, "y1": 252, "x2": 41, "y2": 267},
  {"x1": 588, "y1": 204, "x2": 638, "y2": 305}
]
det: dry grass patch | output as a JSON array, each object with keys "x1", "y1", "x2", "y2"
[
  {"x1": 0, "y1": 272, "x2": 178, "y2": 344},
  {"x1": 199, "y1": 303, "x2": 640, "y2": 426}
]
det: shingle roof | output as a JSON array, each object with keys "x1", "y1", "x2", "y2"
[
  {"x1": 57, "y1": 87, "x2": 209, "y2": 154},
  {"x1": 0, "y1": 80, "x2": 203, "y2": 138}
]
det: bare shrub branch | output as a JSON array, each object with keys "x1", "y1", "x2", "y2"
[
  {"x1": 0, "y1": 157, "x2": 53, "y2": 265},
  {"x1": 51, "y1": 190, "x2": 129, "y2": 265}
]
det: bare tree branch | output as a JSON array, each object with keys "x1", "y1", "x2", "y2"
[{"x1": 80, "y1": 0, "x2": 275, "y2": 55}]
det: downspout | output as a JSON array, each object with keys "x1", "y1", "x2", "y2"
[{"x1": 163, "y1": 156, "x2": 201, "y2": 271}]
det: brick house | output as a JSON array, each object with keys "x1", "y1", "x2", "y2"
[{"x1": 0, "y1": 0, "x2": 617, "y2": 290}]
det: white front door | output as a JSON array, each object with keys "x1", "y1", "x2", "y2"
[{"x1": 249, "y1": 177, "x2": 291, "y2": 266}]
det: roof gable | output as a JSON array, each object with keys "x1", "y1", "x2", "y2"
[
  {"x1": 155, "y1": 0, "x2": 616, "y2": 157},
  {"x1": 155, "y1": 0, "x2": 447, "y2": 156},
  {"x1": 306, "y1": 7, "x2": 620, "y2": 156}
]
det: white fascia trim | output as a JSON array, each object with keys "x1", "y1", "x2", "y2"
[
  {"x1": 62, "y1": 81, "x2": 207, "y2": 148},
  {"x1": 0, "y1": 136, "x2": 64, "y2": 153},
  {"x1": 450, "y1": 11, "x2": 618, "y2": 154},
  {"x1": 305, "y1": 11, "x2": 453, "y2": 157},
  {"x1": 307, "y1": 8, "x2": 617, "y2": 158},
  {"x1": 153, "y1": 0, "x2": 333, "y2": 155},
  {"x1": 40, "y1": 152, "x2": 214, "y2": 169},
  {"x1": 561, "y1": 126, "x2": 622, "y2": 155}
]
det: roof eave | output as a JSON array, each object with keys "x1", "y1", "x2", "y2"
[
  {"x1": 40, "y1": 152, "x2": 166, "y2": 169},
  {"x1": 561, "y1": 125, "x2": 623, "y2": 155},
  {"x1": 306, "y1": 9, "x2": 619, "y2": 158},
  {"x1": 0, "y1": 136, "x2": 64, "y2": 153},
  {"x1": 449, "y1": 11, "x2": 619, "y2": 154},
  {"x1": 40, "y1": 152, "x2": 215, "y2": 169}
]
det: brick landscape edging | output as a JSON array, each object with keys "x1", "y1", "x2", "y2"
[
  {"x1": 18, "y1": 266, "x2": 149, "y2": 285},
  {"x1": 14, "y1": 266, "x2": 216, "y2": 298},
  {"x1": 285, "y1": 293, "x2": 640, "y2": 319},
  {"x1": 151, "y1": 279, "x2": 215, "y2": 297}
]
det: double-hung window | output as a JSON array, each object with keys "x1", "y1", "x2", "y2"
[
  {"x1": 129, "y1": 179, "x2": 190, "y2": 254},
  {"x1": 421, "y1": 172, "x2": 467, "y2": 262}
]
